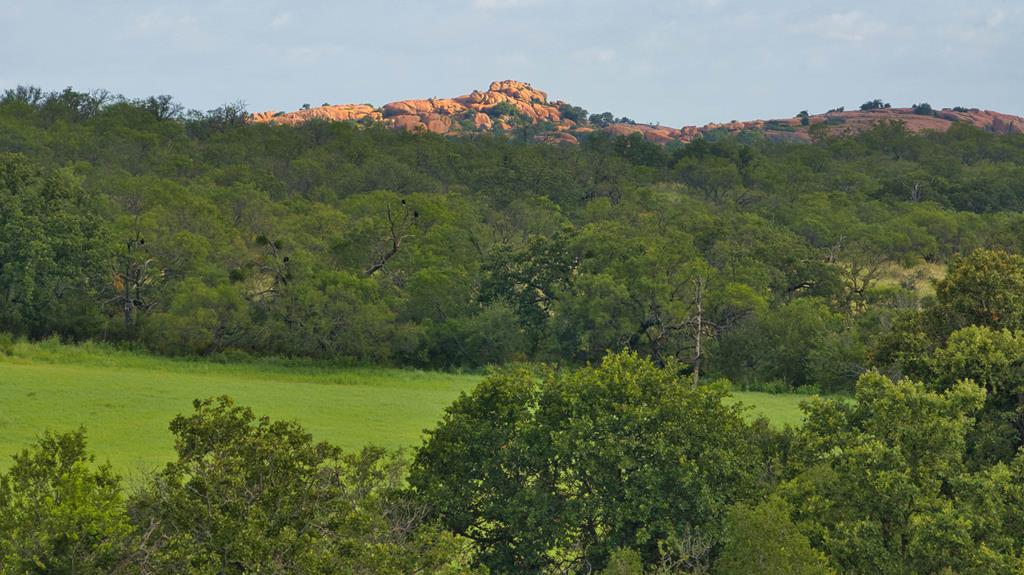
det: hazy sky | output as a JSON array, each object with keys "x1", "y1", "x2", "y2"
[{"x1": 1, "y1": 0, "x2": 1021, "y2": 126}]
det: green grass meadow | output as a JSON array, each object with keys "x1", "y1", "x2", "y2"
[{"x1": 0, "y1": 341, "x2": 812, "y2": 475}]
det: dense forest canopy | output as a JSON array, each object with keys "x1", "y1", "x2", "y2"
[{"x1": 3, "y1": 86, "x2": 1024, "y2": 391}]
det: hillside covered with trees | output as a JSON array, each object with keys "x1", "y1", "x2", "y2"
[{"x1": 3, "y1": 86, "x2": 1024, "y2": 392}]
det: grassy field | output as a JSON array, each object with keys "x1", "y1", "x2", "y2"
[{"x1": 0, "y1": 341, "x2": 814, "y2": 475}]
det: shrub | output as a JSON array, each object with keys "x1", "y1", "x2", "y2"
[
  {"x1": 0, "y1": 430, "x2": 131, "y2": 574},
  {"x1": 795, "y1": 383, "x2": 823, "y2": 396},
  {"x1": 742, "y1": 379, "x2": 791, "y2": 394},
  {"x1": 128, "y1": 397, "x2": 476, "y2": 574},
  {"x1": 0, "y1": 332, "x2": 13, "y2": 356},
  {"x1": 860, "y1": 99, "x2": 891, "y2": 111},
  {"x1": 599, "y1": 548, "x2": 644, "y2": 575},
  {"x1": 765, "y1": 120, "x2": 797, "y2": 132},
  {"x1": 558, "y1": 102, "x2": 589, "y2": 124},
  {"x1": 912, "y1": 102, "x2": 934, "y2": 116},
  {"x1": 486, "y1": 101, "x2": 519, "y2": 118}
]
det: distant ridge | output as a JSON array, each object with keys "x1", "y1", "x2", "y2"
[{"x1": 249, "y1": 80, "x2": 1024, "y2": 144}]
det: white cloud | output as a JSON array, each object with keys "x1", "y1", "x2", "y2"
[
  {"x1": 270, "y1": 12, "x2": 291, "y2": 28},
  {"x1": 688, "y1": 0, "x2": 724, "y2": 8},
  {"x1": 945, "y1": 7, "x2": 1017, "y2": 44},
  {"x1": 472, "y1": 0, "x2": 542, "y2": 9},
  {"x1": 794, "y1": 11, "x2": 887, "y2": 42},
  {"x1": 986, "y1": 8, "x2": 1006, "y2": 28}
]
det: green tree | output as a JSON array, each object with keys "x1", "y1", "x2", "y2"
[
  {"x1": 128, "y1": 396, "x2": 475, "y2": 574},
  {"x1": 877, "y1": 249, "x2": 1024, "y2": 384},
  {"x1": 0, "y1": 154, "x2": 108, "y2": 339},
  {"x1": 411, "y1": 352, "x2": 762, "y2": 573},
  {"x1": 142, "y1": 279, "x2": 251, "y2": 355},
  {"x1": 558, "y1": 102, "x2": 589, "y2": 125},
  {"x1": 258, "y1": 267, "x2": 397, "y2": 361},
  {"x1": 783, "y1": 372, "x2": 1024, "y2": 573},
  {"x1": 932, "y1": 249, "x2": 1024, "y2": 334},
  {"x1": 715, "y1": 497, "x2": 834, "y2": 575},
  {"x1": 717, "y1": 298, "x2": 862, "y2": 392},
  {"x1": 480, "y1": 226, "x2": 579, "y2": 352},
  {"x1": 600, "y1": 548, "x2": 646, "y2": 575},
  {"x1": 0, "y1": 430, "x2": 130, "y2": 574},
  {"x1": 926, "y1": 326, "x2": 1024, "y2": 464}
]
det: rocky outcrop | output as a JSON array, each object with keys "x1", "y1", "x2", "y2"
[
  {"x1": 251, "y1": 80, "x2": 567, "y2": 137},
  {"x1": 949, "y1": 110, "x2": 1023, "y2": 134},
  {"x1": 535, "y1": 131, "x2": 578, "y2": 145},
  {"x1": 697, "y1": 108, "x2": 1024, "y2": 142},
  {"x1": 473, "y1": 112, "x2": 492, "y2": 130},
  {"x1": 249, "y1": 104, "x2": 380, "y2": 126},
  {"x1": 605, "y1": 123, "x2": 684, "y2": 145},
  {"x1": 382, "y1": 98, "x2": 465, "y2": 117},
  {"x1": 248, "y1": 81, "x2": 1024, "y2": 145}
]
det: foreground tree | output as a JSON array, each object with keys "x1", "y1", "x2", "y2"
[
  {"x1": 923, "y1": 326, "x2": 1024, "y2": 464},
  {"x1": 782, "y1": 372, "x2": 1024, "y2": 573},
  {"x1": 877, "y1": 249, "x2": 1024, "y2": 463},
  {"x1": 127, "y1": 396, "x2": 476, "y2": 574},
  {"x1": 410, "y1": 351, "x2": 762, "y2": 573},
  {"x1": 0, "y1": 430, "x2": 130, "y2": 574}
]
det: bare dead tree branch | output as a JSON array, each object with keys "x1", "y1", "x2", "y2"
[{"x1": 364, "y1": 202, "x2": 417, "y2": 277}]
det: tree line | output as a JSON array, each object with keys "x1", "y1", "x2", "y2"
[{"x1": 3, "y1": 86, "x2": 1024, "y2": 391}]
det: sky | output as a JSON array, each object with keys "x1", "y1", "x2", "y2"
[{"x1": 1, "y1": 0, "x2": 1021, "y2": 126}]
